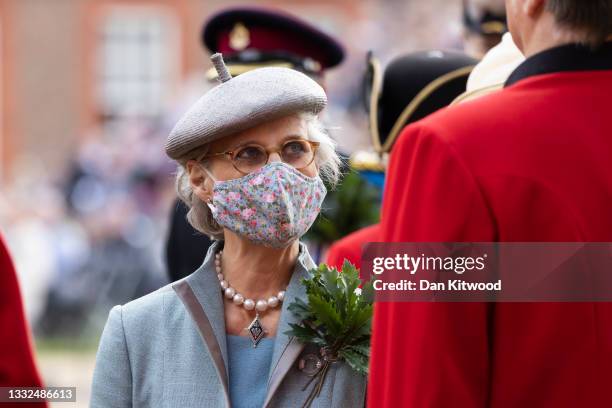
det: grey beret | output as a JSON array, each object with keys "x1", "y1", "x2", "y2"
[{"x1": 165, "y1": 53, "x2": 327, "y2": 160}]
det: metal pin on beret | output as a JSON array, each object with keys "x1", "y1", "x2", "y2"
[{"x1": 165, "y1": 53, "x2": 327, "y2": 160}]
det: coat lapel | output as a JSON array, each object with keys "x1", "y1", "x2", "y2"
[
  {"x1": 173, "y1": 241, "x2": 231, "y2": 407},
  {"x1": 173, "y1": 241, "x2": 318, "y2": 408},
  {"x1": 263, "y1": 243, "x2": 316, "y2": 408}
]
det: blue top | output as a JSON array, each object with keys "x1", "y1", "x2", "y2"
[{"x1": 226, "y1": 334, "x2": 276, "y2": 408}]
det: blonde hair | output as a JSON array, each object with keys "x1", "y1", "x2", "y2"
[{"x1": 174, "y1": 113, "x2": 341, "y2": 240}]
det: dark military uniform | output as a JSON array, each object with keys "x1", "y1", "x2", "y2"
[
  {"x1": 326, "y1": 50, "x2": 477, "y2": 269},
  {"x1": 462, "y1": 0, "x2": 508, "y2": 57}
]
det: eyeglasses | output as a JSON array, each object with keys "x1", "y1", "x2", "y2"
[{"x1": 201, "y1": 139, "x2": 320, "y2": 175}]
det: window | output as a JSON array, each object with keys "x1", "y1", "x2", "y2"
[{"x1": 96, "y1": 6, "x2": 179, "y2": 118}]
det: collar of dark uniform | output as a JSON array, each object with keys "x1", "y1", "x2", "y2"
[
  {"x1": 173, "y1": 240, "x2": 316, "y2": 407},
  {"x1": 505, "y1": 41, "x2": 612, "y2": 87}
]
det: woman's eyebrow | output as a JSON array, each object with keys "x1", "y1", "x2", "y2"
[
  {"x1": 280, "y1": 134, "x2": 306, "y2": 143},
  {"x1": 230, "y1": 134, "x2": 306, "y2": 150}
]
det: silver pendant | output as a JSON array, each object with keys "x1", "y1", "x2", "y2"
[{"x1": 246, "y1": 313, "x2": 266, "y2": 347}]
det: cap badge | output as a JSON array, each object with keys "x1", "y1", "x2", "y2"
[
  {"x1": 229, "y1": 22, "x2": 250, "y2": 51},
  {"x1": 480, "y1": 21, "x2": 507, "y2": 35}
]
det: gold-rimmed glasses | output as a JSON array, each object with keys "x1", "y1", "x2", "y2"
[{"x1": 201, "y1": 139, "x2": 320, "y2": 175}]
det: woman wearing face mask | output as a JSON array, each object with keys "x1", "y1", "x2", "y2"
[{"x1": 90, "y1": 54, "x2": 367, "y2": 408}]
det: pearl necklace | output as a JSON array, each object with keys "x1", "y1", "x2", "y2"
[{"x1": 215, "y1": 250, "x2": 286, "y2": 347}]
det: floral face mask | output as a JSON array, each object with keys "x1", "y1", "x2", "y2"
[{"x1": 203, "y1": 161, "x2": 327, "y2": 248}]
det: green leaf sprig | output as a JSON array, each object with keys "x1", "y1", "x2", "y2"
[{"x1": 285, "y1": 261, "x2": 374, "y2": 408}]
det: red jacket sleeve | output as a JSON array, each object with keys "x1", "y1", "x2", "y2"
[
  {"x1": 325, "y1": 225, "x2": 381, "y2": 270},
  {"x1": 325, "y1": 241, "x2": 358, "y2": 270},
  {"x1": 0, "y1": 233, "x2": 45, "y2": 395},
  {"x1": 368, "y1": 124, "x2": 495, "y2": 407}
]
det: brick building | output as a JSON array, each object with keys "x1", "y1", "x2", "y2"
[{"x1": 0, "y1": 0, "x2": 460, "y2": 185}]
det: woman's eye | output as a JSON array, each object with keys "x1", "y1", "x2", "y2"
[
  {"x1": 283, "y1": 141, "x2": 307, "y2": 157},
  {"x1": 236, "y1": 146, "x2": 265, "y2": 162}
]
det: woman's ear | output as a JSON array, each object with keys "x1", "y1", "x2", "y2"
[
  {"x1": 524, "y1": 0, "x2": 545, "y2": 17},
  {"x1": 186, "y1": 160, "x2": 213, "y2": 203}
]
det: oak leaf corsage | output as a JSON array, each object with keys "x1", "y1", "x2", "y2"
[{"x1": 285, "y1": 261, "x2": 374, "y2": 408}]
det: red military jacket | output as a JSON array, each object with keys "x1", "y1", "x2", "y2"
[
  {"x1": 368, "y1": 42, "x2": 612, "y2": 408},
  {"x1": 325, "y1": 224, "x2": 380, "y2": 270},
  {"x1": 0, "y1": 233, "x2": 46, "y2": 405}
]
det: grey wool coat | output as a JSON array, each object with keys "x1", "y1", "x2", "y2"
[{"x1": 90, "y1": 241, "x2": 367, "y2": 407}]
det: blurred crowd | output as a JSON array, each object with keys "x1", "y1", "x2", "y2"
[
  {"x1": 0, "y1": 117, "x2": 175, "y2": 338},
  {"x1": 0, "y1": 0, "x2": 505, "y2": 344}
]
